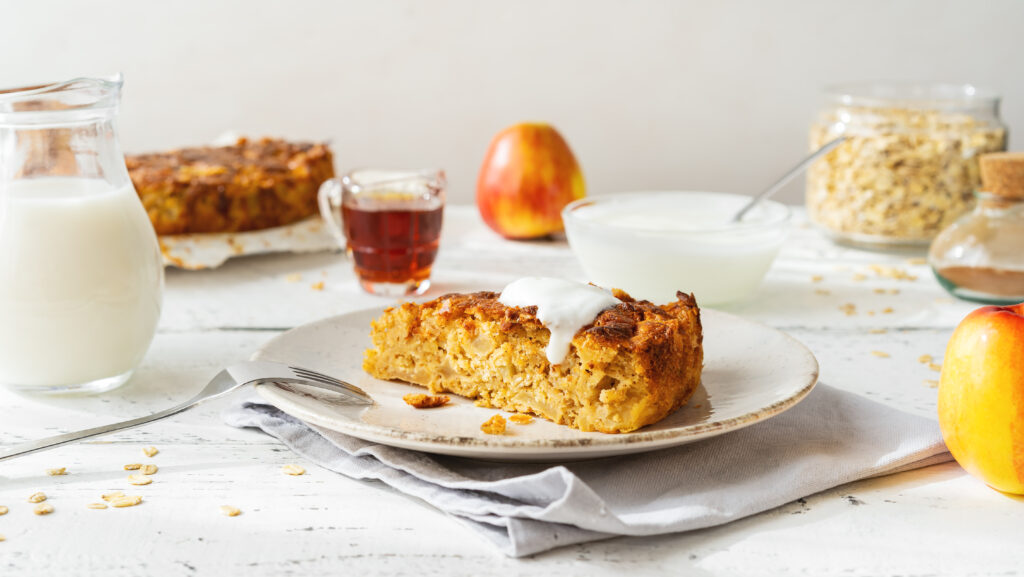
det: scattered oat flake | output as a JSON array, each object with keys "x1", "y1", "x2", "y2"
[
  {"x1": 509, "y1": 414, "x2": 534, "y2": 425},
  {"x1": 869, "y1": 265, "x2": 918, "y2": 281},
  {"x1": 481, "y1": 414, "x2": 507, "y2": 435},
  {"x1": 311, "y1": 281, "x2": 325, "y2": 291},
  {"x1": 852, "y1": 273, "x2": 868, "y2": 281},
  {"x1": 101, "y1": 491, "x2": 125, "y2": 502},
  {"x1": 882, "y1": 307, "x2": 894, "y2": 314},
  {"x1": 111, "y1": 496, "x2": 142, "y2": 508},
  {"x1": 811, "y1": 275, "x2": 824, "y2": 283},
  {"x1": 124, "y1": 463, "x2": 142, "y2": 471},
  {"x1": 869, "y1": 328, "x2": 888, "y2": 334},
  {"x1": 128, "y1": 474, "x2": 152, "y2": 486},
  {"x1": 46, "y1": 467, "x2": 66, "y2": 476},
  {"x1": 0, "y1": 535, "x2": 5, "y2": 542},
  {"x1": 871, "y1": 351, "x2": 891, "y2": 358},
  {"x1": 402, "y1": 393, "x2": 450, "y2": 409},
  {"x1": 907, "y1": 258, "x2": 928, "y2": 265},
  {"x1": 924, "y1": 379, "x2": 940, "y2": 388},
  {"x1": 282, "y1": 464, "x2": 305, "y2": 476},
  {"x1": 285, "y1": 273, "x2": 302, "y2": 283},
  {"x1": 918, "y1": 354, "x2": 933, "y2": 364},
  {"x1": 87, "y1": 503, "x2": 108, "y2": 510},
  {"x1": 838, "y1": 303, "x2": 857, "y2": 316},
  {"x1": 815, "y1": 289, "x2": 831, "y2": 296},
  {"x1": 33, "y1": 503, "x2": 54, "y2": 515},
  {"x1": 220, "y1": 505, "x2": 241, "y2": 517},
  {"x1": 27, "y1": 492, "x2": 46, "y2": 504},
  {"x1": 929, "y1": 362, "x2": 942, "y2": 372},
  {"x1": 143, "y1": 446, "x2": 159, "y2": 458},
  {"x1": 141, "y1": 464, "x2": 158, "y2": 475},
  {"x1": 0, "y1": 506, "x2": 7, "y2": 516}
]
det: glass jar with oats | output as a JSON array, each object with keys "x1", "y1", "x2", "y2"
[{"x1": 807, "y1": 83, "x2": 1007, "y2": 248}]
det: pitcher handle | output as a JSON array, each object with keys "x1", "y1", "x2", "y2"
[{"x1": 317, "y1": 178, "x2": 347, "y2": 251}]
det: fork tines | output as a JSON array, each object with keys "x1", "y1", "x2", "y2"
[{"x1": 290, "y1": 366, "x2": 346, "y2": 386}]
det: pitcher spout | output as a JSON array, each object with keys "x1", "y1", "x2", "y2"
[{"x1": 0, "y1": 74, "x2": 124, "y2": 125}]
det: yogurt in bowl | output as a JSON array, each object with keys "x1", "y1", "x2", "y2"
[{"x1": 562, "y1": 191, "x2": 790, "y2": 306}]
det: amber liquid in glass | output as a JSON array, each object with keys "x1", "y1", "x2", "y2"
[{"x1": 342, "y1": 199, "x2": 443, "y2": 290}]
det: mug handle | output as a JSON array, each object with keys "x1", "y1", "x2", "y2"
[{"x1": 317, "y1": 178, "x2": 347, "y2": 251}]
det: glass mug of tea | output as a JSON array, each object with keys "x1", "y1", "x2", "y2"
[{"x1": 318, "y1": 169, "x2": 445, "y2": 296}]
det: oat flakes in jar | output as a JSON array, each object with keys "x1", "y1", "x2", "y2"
[{"x1": 807, "y1": 83, "x2": 1007, "y2": 248}]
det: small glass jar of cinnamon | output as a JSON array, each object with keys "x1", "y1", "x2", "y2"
[{"x1": 930, "y1": 152, "x2": 1024, "y2": 304}]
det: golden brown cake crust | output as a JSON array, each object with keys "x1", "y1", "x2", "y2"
[
  {"x1": 364, "y1": 288, "x2": 703, "y2": 433},
  {"x1": 426, "y1": 288, "x2": 698, "y2": 358},
  {"x1": 126, "y1": 137, "x2": 334, "y2": 235}
]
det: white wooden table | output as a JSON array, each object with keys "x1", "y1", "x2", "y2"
[{"x1": 1, "y1": 206, "x2": 1021, "y2": 576}]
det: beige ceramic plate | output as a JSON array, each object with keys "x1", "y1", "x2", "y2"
[{"x1": 253, "y1": 307, "x2": 818, "y2": 461}]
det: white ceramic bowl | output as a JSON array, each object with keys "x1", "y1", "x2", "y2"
[{"x1": 562, "y1": 191, "x2": 790, "y2": 306}]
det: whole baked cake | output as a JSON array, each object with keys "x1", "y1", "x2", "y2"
[
  {"x1": 126, "y1": 137, "x2": 334, "y2": 235},
  {"x1": 363, "y1": 287, "x2": 703, "y2": 433}
]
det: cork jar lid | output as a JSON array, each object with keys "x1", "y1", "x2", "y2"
[{"x1": 979, "y1": 152, "x2": 1024, "y2": 199}]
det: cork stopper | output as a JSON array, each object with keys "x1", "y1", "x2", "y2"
[{"x1": 979, "y1": 152, "x2": 1024, "y2": 199}]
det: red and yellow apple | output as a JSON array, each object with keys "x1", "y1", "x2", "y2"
[
  {"x1": 938, "y1": 303, "x2": 1024, "y2": 494},
  {"x1": 476, "y1": 122, "x2": 585, "y2": 239}
]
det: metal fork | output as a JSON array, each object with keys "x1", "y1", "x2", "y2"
[{"x1": 0, "y1": 361, "x2": 372, "y2": 463}]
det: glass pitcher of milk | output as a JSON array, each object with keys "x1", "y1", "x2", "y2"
[{"x1": 0, "y1": 75, "x2": 163, "y2": 394}]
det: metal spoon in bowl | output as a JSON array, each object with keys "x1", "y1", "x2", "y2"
[{"x1": 732, "y1": 136, "x2": 847, "y2": 222}]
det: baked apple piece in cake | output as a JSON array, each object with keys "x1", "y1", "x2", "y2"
[{"x1": 363, "y1": 279, "x2": 703, "y2": 433}]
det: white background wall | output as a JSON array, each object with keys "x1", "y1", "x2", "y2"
[{"x1": 4, "y1": 0, "x2": 1020, "y2": 204}]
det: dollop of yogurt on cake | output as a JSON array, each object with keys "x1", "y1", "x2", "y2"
[{"x1": 498, "y1": 277, "x2": 620, "y2": 365}]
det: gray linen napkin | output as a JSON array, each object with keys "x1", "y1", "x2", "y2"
[{"x1": 222, "y1": 384, "x2": 951, "y2": 557}]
